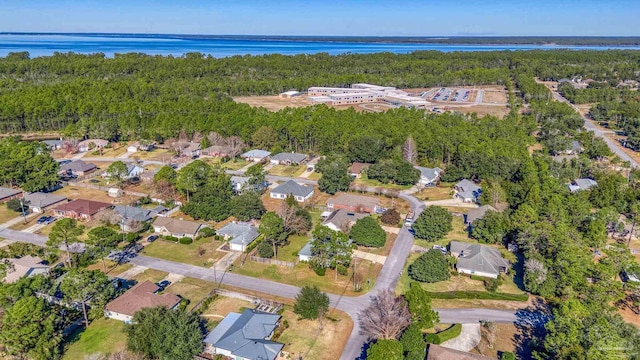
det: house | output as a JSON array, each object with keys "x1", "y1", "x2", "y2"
[
  {"x1": 53, "y1": 199, "x2": 112, "y2": 221},
  {"x1": 231, "y1": 176, "x2": 250, "y2": 193},
  {"x1": 0, "y1": 187, "x2": 22, "y2": 204},
  {"x1": 450, "y1": 241, "x2": 510, "y2": 278},
  {"x1": 2, "y1": 256, "x2": 49, "y2": 284},
  {"x1": 415, "y1": 166, "x2": 443, "y2": 187},
  {"x1": 298, "y1": 241, "x2": 313, "y2": 262},
  {"x1": 326, "y1": 193, "x2": 381, "y2": 214},
  {"x1": 181, "y1": 143, "x2": 201, "y2": 158},
  {"x1": 427, "y1": 344, "x2": 493, "y2": 360},
  {"x1": 454, "y1": 179, "x2": 481, "y2": 203},
  {"x1": 270, "y1": 152, "x2": 308, "y2": 165},
  {"x1": 201, "y1": 145, "x2": 230, "y2": 158},
  {"x1": 348, "y1": 162, "x2": 371, "y2": 178},
  {"x1": 203, "y1": 309, "x2": 284, "y2": 360},
  {"x1": 321, "y1": 209, "x2": 368, "y2": 233},
  {"x1": 465, "y1": 205, "x2": 497, "y2": 226},
  {"x1": 152, "y1": 217, "x2": 203, "y2": 239},
  {"x1": 104, "y1": 280, "x2": 181, "y2": 323},
  {"x1": 269, "y1": 180, "x2": 314, "y2": 202},
  {"x1": 241, "y1": 149, "x2": 271, "y2": 162},
  {"x1": 138, "y1": 141, "x2": 155, "y2": 152},
  {"x1": 42, "y1": 138, "x2": 64, "y2": 151},
  {"x1": 102, "y1": 164, "x2": 144, "y2": 180},
  {"x1": 569, "y1": 140, "x2": 583, "y2": 154},
  {"x1": 140, "y1": 169, "x2": 159, "y2": 184},
  {"x1": 113, "y1": 205, "x2": 156, "y2": 231},
  {"x1": 78, "y1": 139, "x2": 108, "y2": 152},
  {"x1": 23, "y1": 192, "x2": 67, "y2": 213},
  {"x1": 217, "y1": 222, "x2": 260, "y2": 252},
  {"x1": 60, "y1": 160, "x2": 97, "y2": 177},
  {"x1": 568, "y1": 178, "x2": 598, "y2": 192}
]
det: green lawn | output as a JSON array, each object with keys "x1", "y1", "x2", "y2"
[
  {"x1": 354, "y1": 176, "x2": 414, "y2": 190},
  {"x1": 268, "y1": 165, "x2": 306, "y2": 177},
  {"x1": 131, "y1": 269, "x2": 168, "y2": 284},
  {"x1": 165, "y1": 277, "x2": 216, "y2": 311},
  {"x1": 221, "y1": 159, "x2": 250, "y2": 171},
  {"x1": 0, "y1": 206, "x2": 19, "y2": 223},
  {"x1": 277, "y1": 234, "x2": 310, "y2": 262},
  {"x1": 63, "y1": 318, "x2": 127, "y2": 359},
  {"x1": 307, "y1": 172, "x2": 321, "y2": 180},
  {"x1": 414, "y1": 216, "x2": 473, "y2": 248},
  {"x1": 141, "y1": 237, "x2": 225, "y2": 267}
]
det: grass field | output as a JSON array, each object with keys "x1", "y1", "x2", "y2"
[
  {"x1": 306, "y1": 172, "x2": 321, "y2": 181},
  {"x1": 201, "y1": 296, "x2": 254, "y2": 327},
  {"x1": 414, "y1": 185, "x2": 453, "y2": 201},
  {"x1": 221, "y1": 159, "x2": 250, "y2": 171},
  {"x1": 0, "y1": 206, "x2": 19, "y2": 223},
  {"x1": 53, "y1": 185, "x2": 141, "y2": 204},
  {"x1": 63, "y1": 318, "x2": 127, "y2": 359},
  {"x1": 414, "y1": 216, "x2": 473, "y2": 249},
  {"x1": 131, "y1": 269, "x2": 168, "y2": 284},
  {"x1": 353, "y1": 177, "x2": 413, "y2": 190},
  {"x1": 165, "y1": 277, "x2": 216, "y2": 311},
  {"x1": 141, "y1": 237, "x2": 225, "y2": 267},
  {"x1": 268, "y1": 165, "x2": 306, "y2": 178},
  {"x1": 277, "y1": 234, "x2": 310, "y2": 262}
]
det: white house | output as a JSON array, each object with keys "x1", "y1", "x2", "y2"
[
  {"x1": 454, "y1": 179, "x2": 481, "y2": 203},
  {"x1": 217, "y1": 222, "x2": 260, "y2": 252},
  {"x1": 450, "y1": 241, "x2": 509, "y2": 278},
  {"x1": 241, "y1": 149, "x2": 271, "y2": 162},
  {"x1": 415, "y1": 166, "x2": 442, "y2": 187},
  {"x1": 269, "y1": 180, "x2": 314, "y2": 202}
]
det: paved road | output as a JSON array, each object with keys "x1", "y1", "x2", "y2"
[
  {"x1": 0, "y1": 228, "x2": 85, "y2": 252},
  {"x1": 550, "y1": 89, "x2": 639, "y2": 169},
  {"x1": 80, "y1": 157, "x2": 165, "y2": 166}
]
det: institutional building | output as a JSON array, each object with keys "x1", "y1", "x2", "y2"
[{"x1": 307, "y1": 83, "x2": 428, "y2": 108}]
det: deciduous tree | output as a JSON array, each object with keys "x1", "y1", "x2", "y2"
[
  {"x1": 106, "y1": 161, "x2": 130, "y2": 188},
  {"x1": 259, "y1": 212, "x2": 287, "y2": 259},
  {"x1": 350, "y1": 217, "x2": 386, "y2": 247},
  {"x1": 359, "y1": 289, "x2": 411, "y2": 340},
  {"x1": 230, "y1": 191, "x2": 266, "y2": 221}
]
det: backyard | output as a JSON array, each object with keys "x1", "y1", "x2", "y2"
[
  {"x1": 0, "y1": 205, "x2": 19, "y2": 223},
  {"x1": 414, "y1": 184, "x2": 453, "y2": 201},
  {"x1": 63, "y1": 318, "x2": 127, "y2": 360},
  {"x1": 275, "y1": 234, "x2": 310, "y2": 263},
  {"x1": 413, "y1": 216, "x2": 473, "y2": 248},
  {"x1": 267, "y1": 165, "x2": 306, "y2": 178},
  {"x1": 200, "y1": 295, "x2": 254, "y2": 328},
  {"x1": 164, "y1": 277, "x2": 216, "y2": 311},
  {"x1": 141, "y1": 237, "x2": 225, "y2": 267}
]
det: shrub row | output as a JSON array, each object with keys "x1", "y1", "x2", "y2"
[
  {"x1": 427, "y1": 291, "x2": 529, "y2": 302},
  {"x1": 245, "y1": 234, "x2": 264, "y2": 253},
  {"x1": 425, "y1": 324, "x2": 462, "y2": 344}
]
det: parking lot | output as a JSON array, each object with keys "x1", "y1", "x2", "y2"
[{"x1": 430, "y1": 87, "x2": 479, "y2": 103}]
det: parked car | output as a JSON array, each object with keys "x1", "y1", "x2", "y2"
[
  {"x1": 432, "y1": 245, "x2": 447, "y2": 254},
  {"x1": 157, "y1": 280, "x2": 171, "y2": 288},
  {"x1": 37, "y1": 216, "x2": 50, "y2": 224},
  {"x1": 43, "y1": 216, "x2": 57, "y2": 225},
  {"x1": 147, "y1": 235, "x2": 159, "y2": 243},
  {"x1": 58, "y1": 160, "x2": 72, "y2": 165}
]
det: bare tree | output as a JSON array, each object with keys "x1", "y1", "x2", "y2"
[
  {"x1": 359, "y1": 289, "x2": 411, "y2": 340},
  {"x1": 226, "y1": 136, "x2": 246, "y2": 160},
  {"x1": 191, "y1": 131, "x2": 204, "y2": 144},
  {"x1": 207, "y1": 132, "x2": 226, "y2": 146},
  {"x1": 277, "y1": 199, "x2": 311, "y2": 235},
  {"x1": 403, "y1": 135, "x2": 418, "y2": 165},
  {"x1": 155, "y1": 179, "x2": 176, "y2": 199},
  {"x1": 93, "y1": 209, "x2": 121, "y2": 226}
]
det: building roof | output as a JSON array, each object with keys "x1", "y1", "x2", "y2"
[
  {"x1": 242, "y1": 149, "x2": 271, "y2": 159},
  {"x1": 322, "y1": 209, "x2": 368, "y2": 232},
  {"x1": 43, "y1": 139, "x2": 64, "y2": 147},
  {"x1": 23, "y1": 192, "x2": 67, "y2": 208},
  {"x1": 78, "y1": 139, "x2": 108, "y2": 148},
  {"x1": 271, "y1": 152, "x2": 307, "y2": 164},
  {"x1": 327, "y1": 193, "x2": 379, "y2": 210},
  {"x1": 466, "y1": 205, "x2": 497, "y2": 224},
  {"x1": 427, "y1": 344, "x2": 494, "y2": 360},
  {"x1": 60, "y1": 160, "x2": 97, "y2": 173},
  {"x1": 0, "y1": 187, "x2": 22, "y2": 200},
  {"x1": 105, "y1": 280, "x2": 181, "y2": 317},
  {"x1": 450, "y1": 241, "x2": 509, "y2": 277},
  {"x1": 3, "y1": 256, "x2": 48, "y2": 283},
  {"x1": 231, "y1": 176, "x2": 250, "y2": 185},
  {"x1": 415, "y1": 166, "x2": 442, "y2": 180},
  {"x1": 348, "y1": 162, "x2": 371, "y2": 175},
  {"x1": 217, "y1": 222, "x2": 259, "y2": 247},
  {"x1": 271, "y1": 180, "x2": 314, "y2": 198},
  {"x1": 204, "y1": 309, "x2": 283, "y2": 360},
  {"x1": 298, "y1": 241, "x2": 313, "y2": 258},
  {"x1": 182, "y1": 143, "x2": 201, "y2": 153},
  {"x1": 152, "y1": 217, "x2": 202, "y2": 235},
  {"x1": 574, "y1": 178, "x2": 598, "y2": 190},
  {"x1": 455, "y1": 179, "x2": 481, "y2": 200},
  {"x1": 55, "y1": 199, "x2": 111, "y2": 216},
  {"x1": 113, "y1": 205, "x2": 155, "y2": 223}
]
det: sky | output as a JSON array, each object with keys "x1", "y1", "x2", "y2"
[{"x1": 0, "y1": 0, "x2": 639, "y2": 36}]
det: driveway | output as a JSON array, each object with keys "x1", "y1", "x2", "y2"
[
  {"x1": 440, "y1": 323, "x2": 481, "y2": 352},
  {"x1": 424, "y1": 198, "x2": 480, "y2": 208}
]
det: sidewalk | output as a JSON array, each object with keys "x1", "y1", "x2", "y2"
[
  {"x1": 0, "y1": 213, "x2": 38, "y2": 230},
  {"x1": 353, "y1": 250, "x2": 387, "y2": 265}
]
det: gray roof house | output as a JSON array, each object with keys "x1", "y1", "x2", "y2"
[
  {"x1": 242, "y1": 149, "x2": 271, "y2": 162},
  {"x1": 454, "y1": 179, "x2": 481, "y2": 203},
  {"x1": 2, "y1": 256, "x2": 50, "y2": 284},
  {"x1": 450, "y1": 241, "x2": 509, "y2": 279},
  {"x1": 217, "y1": 222, "x2": 260, "y2": 252},
  {"x1": 568, "y1": 178, "x2": 598, "y2": 193},
  {"x1": 113, "y1": 205, "x2": 156, "y2": 231},
  {"x1": 60, "y1": 160, "x2": 97, "y2": 176},
  {"x1": 0, "y1": 187, "x2": 22, "y2": 204},
  {"x1": 298, "y1": 241, "x2": 314, "y2": 262},
  {"x1": 204, "y1": 309, "x2": 283, "y2": 360},
  {"x1": 270, "y1": 180, "x2": 314, "y2": 202},
  {"x1": 231, "y1": 176, "x2": 250, "y2": 193},
  {"x1": 42, "y1": 139, "x2": 64, "y2": 150},
  {"x1": 321, "y1": 209, "x2": 368, "y2": 233},
  {"x1": 415, "y1": 166, "x2": 443, "y2": 186},
  {"x1": 102, "y1": 164, "x2": 144, "y2": 180},
  {"x1": 23, "y1": 192, "x2": 68, "y2": 213},
  {"x1": 270, "y1": 152, "x2": 308, "y2": 165},
  {"x1": 465, "y1": 205, "x2": 497, "y2": 225}
]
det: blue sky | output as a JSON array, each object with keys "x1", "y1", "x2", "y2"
[{"x1": 1, "y1": 0, "x2": 638, "y2": 36}]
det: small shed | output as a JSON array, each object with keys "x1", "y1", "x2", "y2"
[
  {"x1": 279, "y1": 90, "x2": 301, "y2": 98},
  {"x1": 127, "y1": 145, "x2": 138, "y2": 153},
  {"x1": 108, "y1": 188, "x2": 123, "y2": 198}
]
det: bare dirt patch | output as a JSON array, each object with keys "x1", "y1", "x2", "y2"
[
  {"x1": 451, "y1": 105, "x2": 510, "y2": 119},
  {"x1": 202, "y1": 296, "x2": 254, "y2": 323},
  {"x1": 471, "y1": 323, "x2": 519, "y2": 358},
  {"x1": 482, "y1": 90, "x2": 508, "y2": 104},
  {"x1": 233, "y1": 95, "x2": 312, "y2": 111}
]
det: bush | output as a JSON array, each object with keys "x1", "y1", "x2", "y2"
[
  {"x1": 178, "y1": 298, "x2": 190, "y2": 311},
  {"x1": 337, "y1": 264, "x2": 349, "y2": 276},
  {"x1": 198, "y1": 227, "x2": 217, "y2": 238},
  {"x1": 245, "y1": 235, "x2": 263, "y2": 254},
  {"x1": 380, "y1": 208, "x2": 401, "y2": 226},
  {"x1": 311, "y1": 264, "x2": 326, "y2": 276},
  {"x1": 425, "y1": 324, "x2": 462, "y2": 344},
  {"x1": 411, "y1": 206, "x2": 452, "y2": 242},
  {"x1": 293, "y1": 285, "x2": 330, "y2": 319},
  {"x1": 350, "y1": 217, "x2": 386, "y2": 247},
  {"x1": 257, "y1": 241, "x2": 274, "y2": 258},
  {"x1": 500, "y1": 352, "x2": 517, "y2": 360},
  {"x1": 125, "y1": 232, "x2": 140, "y2": 243},
  {"x1": 165, "y1": 235, "x2": 178, "y2": 242},
  {"x1": 484, "y1": 278, "x2": 502, "y2": 292},
  {"x1": 179, "y1": 237, "x2": 193, "y2": 244},
  {"x1": 408, "y1": 249, "x2": 451, "y2": 283}
]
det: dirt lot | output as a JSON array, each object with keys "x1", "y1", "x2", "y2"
[
  {"x1": 234, "y1": 95, "x2": 312, "y2": 111},
  {"x1": 201, "y1": 296, "x2": 254, "y2": 325},
  {"x1": 449, "y1": 104, "x2": 510, "y2": 119},
  {"x1": 53, "y1": 185, "x2": 141, "y2": 204},
  {"x1": 471, "y1": 323, "x2": 519, "y2": 358},
  {"x1": 482, "y1": 89, "x2": 508, "y2": 104}
]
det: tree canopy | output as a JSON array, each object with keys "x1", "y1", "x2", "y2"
[
  {"x1": 408, "y1": 250, "x2": 451, "y2": 283},
  {"x1": 293, "y1": 285, "x2": 330, "y2": 320},
  {"x1": 350, "y1": 217, "x2": 386, "y2": 248},
  {"x1": 411, "y1": 206, "x2": 452, "y2": 242}
]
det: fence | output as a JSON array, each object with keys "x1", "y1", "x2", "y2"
[
  {"x1": 631, "y1": 248, "x2": 640, "y2": 254},
  {"x1": 249, "y1": 255, "x2": 297, "y2": 268}
]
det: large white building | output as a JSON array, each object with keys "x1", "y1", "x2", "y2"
[{"x1": 308, "y1": 83, "x2": 428, "y2": 108}]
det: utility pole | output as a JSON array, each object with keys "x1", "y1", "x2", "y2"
[{"x1": 19, "y1": 197, "x2": 27, "y2": 224}]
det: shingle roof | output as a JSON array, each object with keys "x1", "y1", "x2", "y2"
[
  {"x1": 242, "y1": 149, "x2": 271, "y2": 159},
  {"x1": 415, "y1": 167, "x2": 442, "y2": 181},
  {"x1": 322, "y1": 209, "x2": 368, "y2": 231},
  {"x1": 271, "y1": 152, "x2": 307, "y2": 163},
  {"x1": 348, "y1": 162, "x2": 371, "y2": 175},
  {"x1": 55, "y1": 199, "x2": 111, "y2": 216},
  {"x1": 231, "y1": 176, "x2": 250, "y2": 185},
  {"x1": 466, "y1": 205, "x2": 497, "y2": 224},
  {"x1": 574, "y1": 178, "x2": 597, "y2": 190},
  {"x1": 204, "y1": 309, "x2": 283, "y2": 360},
  {"x1": 327, "y1": 193, "x2": 379, "y2": 209},
  {"x1": 113, "y1": 205, "x2": 154, "y2": 222},
  {"x1": 450, "y1": 241, "x2": 509, "y2": 277},
  {"x1": 298, "y1": 241, "x2": 313, "y2": 258},
  {"x1": 78, "y1": 139, "x2": 108, "y2": 148},
  {"x1": 105, "y1": 280, "x2": 181, "y2": 317},
  {"x1": 23, "y1": 192, "x2": 67, "y2": 208},
  {"x1": 217, "y1": 222, "x2": 259, "y2": 247},
  {"x1": 152, "y1": 217, "x2": 202, "y2": 236},
  {"x1": 60, "y1": 160, "x2": 97, "y2": 173},
  {"x1": 0, "y1": 187, "x2": 22, "y2": 200},
  {"x1": 3, "y1": 256, "x2": 48, "y2": 283},
  {"x1": 271, "y1": 180, "x2": 314, "y2": 198},
  {"x1": 455, "y1": 179, "x2": 481, "y2": 193}
]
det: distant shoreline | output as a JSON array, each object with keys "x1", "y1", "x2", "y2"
[{"x1": 2, "y1": 32, "x2": 640, "y2": 46}]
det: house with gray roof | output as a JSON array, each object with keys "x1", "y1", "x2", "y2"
[
  {"x1": 568, "y1": 178, "x2": 598, "y2": 193},
  {"x1": 242, "y1": 149, "x2": 271, "y2": 162},
  {"x1": 42, "y1": 139, "x2": 64, "y2": 151},
  {"x1": 450, "y1": 241, "x2": 509, "y2": 278},
  {"x1": 231, "y1": 176, "x2": 250, "y2": 193},
  {"x1": 322, "y1": 209, "x2": 368, "y2": 233},
  {"x1": 23, "y1": 192, "x2": 68, "y2": 213},
  {"x1": 102, "y1": 164, "x2": 144, "y2": 180},
  {"x1": 203, "y1": 309, "x2": 283, "y2": 360},
  {"x1": 270, "y1": 152, "x2": 308, "y2": 165},
  {"x1": 298, "y1": 241, "x2": 314, "y2": 262},
  {"x1": 465, "y1": 205, "x2": 497, "y2": 226},
  {"x1": 270, "y1": 180, "x2": 314, "y2": 202},
  {"x1": 0, "y1": 187, "x2": 22, "y2": 204},
  {"x1": 60, "y1": 160, "x2": 97, "y2": 177},
  {"x1": 2, "y1": 256, "x2": 49, "y2": 284},
  {"x1": 454, "y1": 179, "x2": 481, "y2": 203},
  {"x1": 113, "y1": 205, "x2": 157, "y2": 231},
  {"x1": 217, "y1": 222, "x2": 260, "y2": 252},
  {"x1": 415, "y1": 166, "x2": 443, "y2": 187}
]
